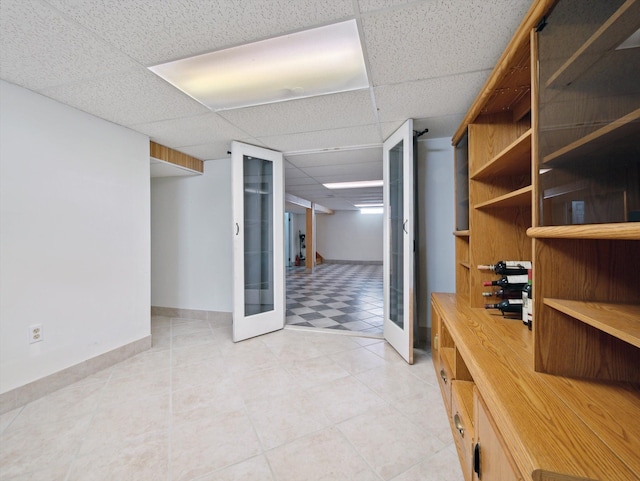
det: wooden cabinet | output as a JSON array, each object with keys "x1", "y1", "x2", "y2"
[
  {"x1": 473, "y1": 389, "x2": 521, "y2": 481},
  {"x1": 434, "y1": 1, "x2": 640, "y2": 480}
]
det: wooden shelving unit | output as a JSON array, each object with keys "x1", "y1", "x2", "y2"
[
  {"x1": 528, "y1": 223, "x2": 640, "y2": 240},
  {"x1": 544, "y1": 298, "x2": 640, "y2": 348},
  {"x1": 544, "y1": 0, "x2": 640, "y2": 89},
  {"x1": 433, "y1": 1, "x2": 640, "y2": 480},
  {"x1": 470, "y1": 129, "x2": 532, "y2": 180},
  {"x1": 542, "y1": 109, "x2": 640, "y2": 165},
  {"x1": 474, "y1": 185, "x2": 532, "y2": 210}
]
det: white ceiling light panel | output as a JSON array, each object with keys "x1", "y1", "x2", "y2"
[{"x1": 148, "y1": 20, "x2": 369, "y2": 111}]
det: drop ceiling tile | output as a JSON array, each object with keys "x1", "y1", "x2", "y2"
[
  {"x1": 413, "y1": 114, "x2": 464, "y2": 140},
  {"x1": 379, "y1": 120, "x2": 405, "y2": 139},
  {"x1": 286, "y1": 147, "x2": 382, "y2": 168},
  {"x1": 260, "y1": 124, "x2": 382, "y2": 153},
  {"x1": 374, "y1": 70, "x2": 489, "y2": 123},
  {"x1": 358, "y1": 0, "x2": 439, "y2": 14},
  {"x1": 178, "y1": 141, "x2": 254, "y2": 161},
  {"x1": 131, "y1": 113, "x2": 250, "y2": 148},
  {"x1": 318, "y1": 199, "x2": 361, "y2": 211},
  {"x1": 285, "y1": 177, "x2": 321, "y2": 186},
  {"x1": 300, "y1": 162, "x2": 382, "y2": 179},
  {"x1": 361, "y1": 0, "x2": 531, "y2": 85},
  {"x1": 219, "y1": 90, "x2": 378, "y2": 138},
  {"x1": 45, "y1": 0, "x2": 356, "y2": 65},
  {"x1": 39, "y1": 68, "x2": 210, "y2": 127},
  {"x1": 284, "y1": 167, "x2": 312, "y2": 180},
  {"x1": 379, "y1": 114, "x2": 463, "y2": 141},
  {"x1": 0, "y1": 0, "x2": 140, "y2": 91}
]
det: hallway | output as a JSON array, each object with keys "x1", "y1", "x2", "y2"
[
  {"x1": 286, "y1": 263, "x2": 384, "y2": 336},
  {"x1": 0, "y1": 316, "x2": 463, "y2": 480}
]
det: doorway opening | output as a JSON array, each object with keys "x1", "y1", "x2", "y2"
[{"x1": 285, "y1": 263, "x2": 383, "y2": 337}]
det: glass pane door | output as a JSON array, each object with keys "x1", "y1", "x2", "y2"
[
  {"x1": 383, "y1": 119, "x2": 415, "y2": 364},
  {"x1": 232, "y1": 141, "x2": 284, "y2": 342}
]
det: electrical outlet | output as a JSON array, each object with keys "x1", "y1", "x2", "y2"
[{"x1": 29, "y1": 324, "x2": 43, "y2": 344}]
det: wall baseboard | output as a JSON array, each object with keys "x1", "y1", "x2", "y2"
[
  {"x1": 150, "y1": 306, "x2": 232, "y2": 326},
  {"x1": 0, "y1": 335, "x2": 151, "y2": 415},
  {"x1": 323, "y1": 259, "x2": 382, "y2": 265}
]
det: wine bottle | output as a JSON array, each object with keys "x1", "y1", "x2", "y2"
[
  {"x1": 482, "y1": 274, "x2": 528, "y2": 290},
  {"x1": 481, "y1": 288, "x2": 522, "y2": 299},
  {"x1": 522, "y1": 269, "x2": 533, "y2": 330},
  {"x1": 485, "y1": 299, "x2": 523, "y2": 315},
  {"x1": 477, "y1": 260, "x2": 531, "y2": 275}
]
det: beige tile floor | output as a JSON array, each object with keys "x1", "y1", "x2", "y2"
[{"x1": 0, "y1": 316, "x2": 464, "y2": 481}]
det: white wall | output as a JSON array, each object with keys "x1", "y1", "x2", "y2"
[
  {"x1": 150, "y1": 159, "x2": 233, "y2": 312},
  {"x1": 291, "y1": 213, "x2": 306, "y2": 261},
  {"x1": 417, "y1": 137, "x2": 456, "y2": 330},
  {"x1": 0, "y1": 81, "x2": 150, "y2": 393},
  {"x1": 316, "y1": 211, "x2": 383, "y2": 262}
]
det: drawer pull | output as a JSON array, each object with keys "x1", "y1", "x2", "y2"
[
  {"x1": 454, "y1": 413, "x2": 464, "y2": 437},
  {"x1": 440, "y1": 369, "x2": 447, "y2": 384}
]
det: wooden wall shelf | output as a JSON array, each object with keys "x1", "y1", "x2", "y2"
[
  {"x1": 474, "y1": 185, "x2": 532, "y2": 210},
  {"x1": 439, "y1": 1, "x2": 639, "y2": 479},
  {"x1": 542, "y1": 109, "x2": 640, "y2": 165},
  {"x1": 544, "y1": 298, "x2": 640, "y2": 348},
  {"x1": 432, "y1": 293, "x2": 640, "y2": 480},
  {"x1": 544, "y1": 0, "x2": 640, "y2": 89},
  {"x1": 471, "y1": 129, "x2": 531, "y2": 180},
  {"x1": 527, "y1": 223, "x2": 640, "y2": 240}
]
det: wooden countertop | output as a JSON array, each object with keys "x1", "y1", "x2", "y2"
[{"x1": 432, "y1": 292, "x2": 640, "y2": 481}]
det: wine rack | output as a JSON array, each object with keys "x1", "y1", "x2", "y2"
[{"x1": 433, "y1": 0, "x2": 640, "y2": 480}]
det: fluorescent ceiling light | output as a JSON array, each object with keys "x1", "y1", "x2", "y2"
[
  {"x1": 148, "y1": 20, "x2": 369, "y2": 111},
  {"x1": 361, "y1": 207, "x2": 383, "y2": 214},
  {"x1": 323, "y1": 180, "x2": 383, "y2": 189},
  {"x1": 354, "y1": 203, "x2": 383, "y2": 207},
  {"x1": 616, "y1": 28, "x2": 640, "y2": 50}
]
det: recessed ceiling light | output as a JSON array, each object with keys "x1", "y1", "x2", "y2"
[
  {"x1": 354, "y1": 203, "x2": 383, "y2": 207},
  {"x1": 148, "y1": 20, "x2": 369, "y2": 111},
  {"x1": 616, "y1": 28, "x2": 640, "y2": 50},
  {"x1": 360, "y1": 207, "x2": 383, "y2": 215},
  {"x1": 323, "y1": 180, "x2": 383, "y2": 189}
]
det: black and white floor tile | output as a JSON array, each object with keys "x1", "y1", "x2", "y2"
[{"x1": 286, "y1": 263, "x2": 384, "y2": 336}]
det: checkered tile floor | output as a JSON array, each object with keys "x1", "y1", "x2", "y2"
[{"x1": 286, "y1": 263, "x2": 384, "y2": 336}]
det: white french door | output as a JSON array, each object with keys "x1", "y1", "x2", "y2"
[
  {"x1": 383, "y1": 119, "x2": 415, "y2": 364},
  {"x1": 232, "y1": 141, "x2": 285, "y2": 342}
]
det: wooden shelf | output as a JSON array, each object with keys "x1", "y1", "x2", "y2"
[
  {"x1": 474, "y1": 185, "x2": 532, "y2": 210},
  {"x1": 451, "y1": 0, "x2": 556, "y2": 144},
  {"x1": 453, "y1": 230, "x2": 470, "y2": 237},
  {"x1": 452, "y1": 380, "x2": 475, "y2": 428},
  {"x1": 527, "y1": 223, "x2": 640, "y2": 240},
  {"x1": 442, "y1": 346, "x2": 455, "y2": 372},
  {"x1": 471, "y1": 129, "x2": 531, "y2": 180},
  {"x1": 432, "y1": 293, "x2": 640, "y2": 480},
  {"x1": 544, "y1": 298, "x2": 640, "y2": 349},
  {"x1": 544, "y1": 1, "x2": 640, "y2": 89},
  {"x1": 542, "y1": 108, "x2": 640, "y2": 165}
]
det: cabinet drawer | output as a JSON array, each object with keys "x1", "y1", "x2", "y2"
[
  {"x1": 451, "y1": 381, "x2": 475, "y2": 481},
  {"x1": 438, "y1": 347, "x2": 455, "y2": 412}
]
